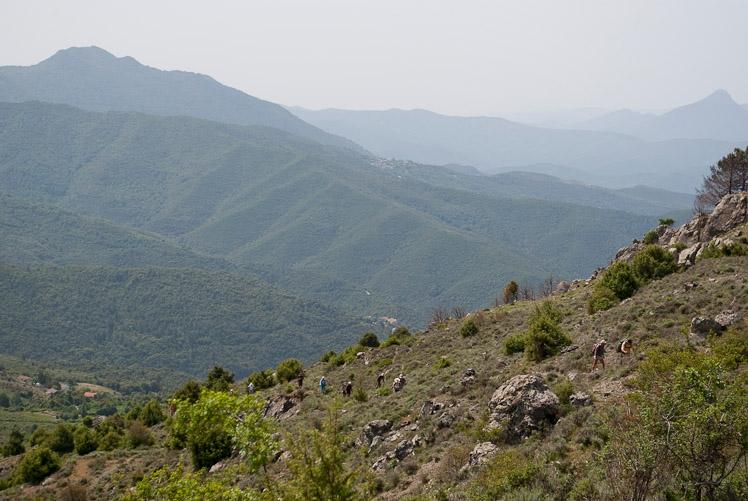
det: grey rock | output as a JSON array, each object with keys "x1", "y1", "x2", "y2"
[
  {"x1": 486, "y1": 374, "x2": 560, "y2": 443},
  {"x1": 690, "y1": 317, "x2": 724, "y2": 338},
  {"x1": 569, "y1": 392, "x2": 593, "y2": 408},
  {"x1": 355, "y1": 419, "x2": 393, "y2": 448},
  {"x1": 459, "y1": 442, "x2": 499, "y2": 475},
  {"x1": 715, "y1": 310, "x2": 741, "y2": 328}
]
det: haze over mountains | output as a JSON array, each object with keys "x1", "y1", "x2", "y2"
[
  {"x1": 0, "y1": 46, "x2": 726, "y2": 376},
  {"x1": 289, "y1": 90, "x2": 748, "y2": 193}
]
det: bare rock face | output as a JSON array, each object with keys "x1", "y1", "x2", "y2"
[
  {"x1": 486, "y1": 375, "x2": 559, "y2": 443},
  {"x1": 690, "y1": 317, "x2": 724, "y2": 338},
  {"x1": 715, "y1": 310, "x2": 742, "y2": 328},
  {"x1": 262, "y1": 394, "x2": 301, "y2": 419},
  {"x1": 670, "y1": 192, "x2": 748, "y2": 248},
  {"x1": 459, "y1": 442, "x2": 499, "y2": 475},
  {"x1": 355, "y1": 419, "x2": 392, "y2": 448}
]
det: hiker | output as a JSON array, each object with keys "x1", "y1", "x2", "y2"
[
  {"x1": 618, "y1": 338, "x2": 633, "y2": 364},
  {"x1": 297, "y1": 373, "x2": 304, "y2": 388},
  {"x1": 398, "y1": 373, "x2": 406, "y2": 387},
  {"x1": 319, "y1": 376, "x2": 326, "y2": 394},
  {"x1": 345, "y1": 381, "x2": 353, "y2": 397},
  {"x1": 168, "y1": 400, "x2": 177, "y2": 417},
  {"x1": 229, "y1": 388, "x2": 234, "y2": 397},
  {"x1": 591, "y1": 340, "x2": 606, "y2": 371},
  {"x1": 392, "y1": 377, "x2": 403, "y2": 392},
  {"x1": 376, "y1": 372, "x2": 385, "y2": 388},
  {"x1": 247, "y1": 382, "x2": 255, "y2": 394}
]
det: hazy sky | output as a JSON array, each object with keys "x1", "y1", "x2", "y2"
[{"x1": 2, "y1": 0, "x2": 748, "y2": 117}]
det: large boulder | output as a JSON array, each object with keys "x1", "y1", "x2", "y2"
[
  {"x1": 715, "y1": 310, "x2": 742, "y2": 329},
  {"x1": 459, "y1": 442, "x2": 499, "y2": 475},
  {"x1": 262, "y1": 394, "x2": 301, "y2": 419},
  {"x1": 486, "y1": 375, "x2": 559, "y2": 442}
]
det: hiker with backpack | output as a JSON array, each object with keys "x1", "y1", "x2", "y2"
[
  {"x1": 297, "y1": 373, "x2": 304, "y2": 388},
  {"x1": 345, "y1": 381, "x2": 353, "y2": 397},
  {"x1": 617, "y1": 338, "x2": 633, "y2": 364},
  {"x1": 376, "y1": 373, "x2": 385, "y2": 388},
  {"x1": 319, "y1": 376, "x2": 326, "y2": 394},
  {"x1": 591, "y1": 339, "x2": 606, "y2": 372}
]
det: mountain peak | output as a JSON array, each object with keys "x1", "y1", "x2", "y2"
[{"x1": 701, "y1": 89, "x2": 736, "y2": 105}]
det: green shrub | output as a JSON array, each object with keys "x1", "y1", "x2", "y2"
[
  {"x1": 126, "y1": 405, "x2": 143, "y2": 422},
  {"x1": 586, "y1": 285, "x2": 618, "y2": 314},
  {"x1": 46, "y1": 423, "x2": 75, "y2": 455},
  {"x1": 2, "y1": 430, "x2": 25, "y2": 457},
  {"x1": 553, "y1": 380, "x2": 574, "y2": 406},
  {"x1": 598, "y1": 261, "x2": 639, "y2": 300},
  {"x1": 141, "y1": 399, "x2": 165, "y2": 426},
  {"x1": 14, "y1": 447, "x2": 60, "y2": 484},
  {"x1": 460, "y1": 318, "x2": 479, "y2": 338},
  {"x1": 632, "y1": 245, "x2": 678, "y2": 282},
  {"x1": 643, "y1": 230, "x2": 659, "y2": 245},
  {"x1": 29, "y1": 428, "x2": 50, "y2": 447},
  {"x1": 276, "y1": 358, "x2": 303, "y2": 383},
  {"x1": 358, "y1": 332, "x2": 380, "y2": 348},
  {"x1": 381, "y1": 327, "x2": 411, "y2": 348},
  {"x1": 503, "y1": 334, "x2": 526, "y2": 355},
  {"x1": 435, "y1": 357, "x2": 453, "y2": 369},
  {"x1": 204, "y1": 365, "x2": 234, "y2": 392},
  {"x1": 126, "y1": 421, "x2": 155, "y2": 449},
  {"x1": 319, "y1": 350, "x2": 337, "y2": 363},
  {"x1": 247, "y1": 369, "x2": 276, "y2": 390},
  {"x1": 524, "y1": 302, "x2": 571, "y2": 362},
  {"x1": 352, "y1": 386, "x2": 368, "y2": 402},
  {"x1": 658, "y1": 218, "x2": 675, "y2": 226},
  {"x1": 99, "y1": 430, "x2": 124, "y2": 451},
  {"x1": 73, "y1": 426, "x2": 98, "y2": 455},
  {"x1": 173, "y1": 380, "x2": 202, "y2": 403}
]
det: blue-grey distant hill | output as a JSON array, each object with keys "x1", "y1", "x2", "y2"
[
  {"x1": 0, "y1": 46, "x2": 364, "y2": 153},
  {"x1": 581, "y1": 90, "x2": 748, "y2": 142},
  {"x1": 288, "y1": 100, "x2": 744, "y2": 192}
]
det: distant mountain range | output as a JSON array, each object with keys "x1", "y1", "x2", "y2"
[
  {"x1": 0, "y1": 46, "x2": 364, "y2": 153},
  {"x1": 0, "y1": 46, "x2": 708, "y2": 376},
  {"x1": 288, "y1": 91, "x2": 748, "y2": 192}
]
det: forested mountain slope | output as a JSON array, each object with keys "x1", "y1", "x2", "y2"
[{"x1": 0, "y1": 101, "x2": 656, "y2": 323}]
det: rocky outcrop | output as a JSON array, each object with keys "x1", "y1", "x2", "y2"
[
  {"x1": 370, "y1": 435, "x2": 423, "y2": 472},
  {"x1": 690, "y1": 317, "x2": 724, "y2": 338},
  {"x1": 459, "y1": 442, "x2": 498, "y2": 475},
  {"x1": 569, "y1": 392, "x2": 593, "y2": 408},
  {"x1": 611, "y1": 192, "x2": 748, "y2": 269},
  {"x1": 355, "y1": 419, "x2": 392, "y2": 448},
  {"x1": 715, "y1": 310, "x2": 742, "y2": 328},
  {"x1": 486, "y1": 374, "x2": 559, "y2": 443},
  {"x1": 262, "y1": 394, "x2": 301, "y2": 419}
]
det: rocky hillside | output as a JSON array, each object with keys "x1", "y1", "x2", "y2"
[{"x1": 2, "y1": 194, "x2": 747, "y2": 500}]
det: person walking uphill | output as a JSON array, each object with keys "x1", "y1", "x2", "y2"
[
  {"x1": 377, "y1": 373, "x2": 385, "y2": 389},
  {"x1": 319, "y1": 376, "x2": 326, "y2": 394},
  {"x1": 297, "y1": 373, "x2": 304, "y2": 388},
  {"x1": 591, "y1": 339, "x2": 606, "y2": 372}
]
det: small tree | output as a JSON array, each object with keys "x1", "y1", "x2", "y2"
[
  {"x1": 14, "y1": 447, "x2": 60, "y2": 484},
  {"x1": 358, "y1": 332, "x2": 380, "y2": 348},
  {"x1": 46, "y1": 423, "x2": 75, "y2": 455},
  {"x1": 460, "y1": 318, "x2": 479, "y2": 338},
  {"x1": 632, "y1": 245, "x2": 678, "y2": 282},
  {"x1": 173, "y1": 380, "x2": 202, "y2": 403},
  {"x1": 73, "y1": 426, "x2": 98, "y2": 455},
  {"x1": 503, "y1": 280, "x2": 518, "y2": 304},
  {"x1": 172, "y1": 390, "x2": 275, "y2": 471},
  {"x1": 247, "y1": 369, "x2": 276, "y2": 390},
  {"x1": 2, "y1": 430, "x2": 25, "y2": 457},
  {"x1": 695, "y1": 147, "x2": 748, "y2": 211},
  {"x1": 205, "y1": 365, "x2": 235, "y2": 393},
  {"x1": 276, "y1": 358, "x2": 303, "y2": 383},
  {"x1": 524, "y1": 302, "x2": 570, "y2": 361},
  {"x1": 597, "y1": 261, "x2": 639, "y2": 300},
  {"x1": 141, "y1": 399, "x2": 165, "y2": 426}
]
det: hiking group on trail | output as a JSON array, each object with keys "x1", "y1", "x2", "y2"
[{"x1": 591, "y1": 338, "x2": 634, "y2": 372}]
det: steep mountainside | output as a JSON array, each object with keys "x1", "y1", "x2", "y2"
[
  {"x1": 0, "y1": 46, "x2": 363, "y2": 152},
  {"x1": 0, "y1": 263, "x2": 376, "y2": 378},
  {"x1": 2, "y1": 195, "x2": 746, "y2": 501},
  {"x1": 0, "y1": 101, "x2": 657, "y2": 324}
]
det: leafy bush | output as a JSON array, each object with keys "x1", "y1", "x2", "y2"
[
  {"x1": 503, "y1": 334, "x2": 526, "y2": 355},
  {"x1": 435, "y1": 357, "x2": 453, "y2": 369},
  {"x1": 586, "y1": 285, "x2": 618, "y2": 314},
  {"x1": 380, "y1": 326, "x2": 412, "y2": 348},
  {"x1": 29, "y1": 428, "x2": 50, "y2": 447},
  {"x1": 2, "y1": 430, "x2": 25, "y2": 457},
  {"x1": 73, "y1": 426, "x2": 98, "y2": 455},
  {"x1": 205, "y1": 365, "x2": 235, "y2": 392},
  {"x1": 643, "y1": 230, "x2": 659, "y2": 245},
  {"x1": 276, "y1": 358, "x2": 303, "y2": 383},
  {"x1": 632, "y1": 245, "x2": 678, "y2": 282},
  {"x1": 358, "y1": 332, "x2": 380, "y2": 348},
  {"x1": 14, "y1": 447, "x2": 60, "y2": 484},
  {"x1": 597, "y1": 261, "x2": 639, "y2": 300},
  {"x1": 98, "y1": 430, "x2": 124, "y2": 451},
  {"x1": 319, "y1": 350, "x2": 337, "y2": 363},
  {"x1": 460, "y1": 318, "x2": 479, "y2": 338},
  {"x1": 352, "y1": 386, "x2": 368, "y2": 402},
  {"x1": 141, "y1": 399, "x2": 165, "y2": 426},
  {"x1": 126, "y1": 420, "x2": 155, "y2": 449},
  {"x1": 503, "y1": 280, "x2": 519, "y2": 304},
  {"x1": 173, "y1": 380, "x2": 202, "y2": 403},
  {"x1": 524, "y1": 302, "x2": 571, "y2": 362},
  {"x1": 126, "y1": 405, "x2": 142, "y2": 422},
  {"x1": 553, "y1": 380, "x2": 574, "y2": 406},
  {"x1": 658, "y1": 218, "x2": 675, "y2": 226},
  {"x1": 46, "y1": 423, "x2": 75, "y2": 455},
  {"x1": 247, "y1": 369, "x2": 276, "y2": 390}
]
